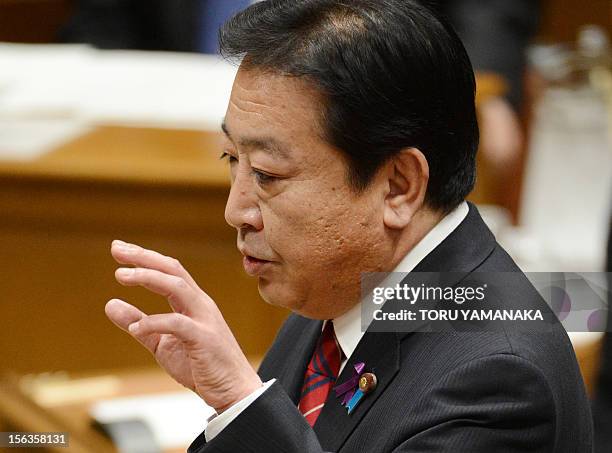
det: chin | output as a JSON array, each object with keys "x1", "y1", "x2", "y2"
[{"x1": 257, "y1": 279, "x2": 306, "y2": 313}]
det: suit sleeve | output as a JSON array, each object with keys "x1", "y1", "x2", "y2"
[
  {"x1": 188, "y1": 381, "x2": 327, "y2": 453},
  {"x1": 188, "y1": 353, "x2": 557, "y2": 452}
]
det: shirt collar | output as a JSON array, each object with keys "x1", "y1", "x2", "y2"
[{"x1": 332, "y1": 201, "x2": 470, "y2": 365}]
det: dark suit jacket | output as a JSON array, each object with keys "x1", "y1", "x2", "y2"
[{"x1": 188, "y1": 203, "x2": 592, "y2": 452}]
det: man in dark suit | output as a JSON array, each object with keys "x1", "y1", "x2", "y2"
[{"x1": 104, "y1": 1, "x2": 592, "y2": 451}]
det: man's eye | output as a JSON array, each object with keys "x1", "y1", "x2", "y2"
[
  {"x1": 219, "y1": 152, "x2": 237, "y2": 163},
  {"x1": 253, "y1": 170, "x2": 276, "y2": 185}
]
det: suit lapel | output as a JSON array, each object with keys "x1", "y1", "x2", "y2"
[{"x1": 313, "y1": 331, "x2": 400, "y2": 452}]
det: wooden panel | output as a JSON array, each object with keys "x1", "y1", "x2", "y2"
[
  {"x1": 0, "y1": 0, "x2": 73, "y2": 43},
  {"x1": 575, "y1": 337, "x2": 603, "y2": 398},
  {"x1": 0, "y1": 126, "x2": 289, "y2": 375},
  {"x1": 539, "y1": 0, "x2": 611, "y2": 43},
  {"x1": 0, "y1": 126, "x2": 229, "y2": 186}
]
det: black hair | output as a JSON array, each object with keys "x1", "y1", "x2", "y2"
[{"x1": 220, "y1": 0, "x2": 479, "y2": 213}]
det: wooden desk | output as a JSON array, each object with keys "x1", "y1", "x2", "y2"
[
  {"x1": 0, "y1": 125, "x2": 288, "y2": 375},
  {"x1": 573, "y1": 335, "x2": 604, "y2": 398},
  {"x1": 0, "y1": 365, "x2": 258, "y2": 453},
  {"x1": 0, "y1": 126, "x2": 229, "y2": 186}
]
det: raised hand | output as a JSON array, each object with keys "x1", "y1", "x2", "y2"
[{"x1": 105, "y1": 240, "x2": 262, "y2": 413}]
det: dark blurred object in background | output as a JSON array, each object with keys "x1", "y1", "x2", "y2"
[
  {"x1": 0, "y1": 0, "x2": 73, "y2": 43},
  {"x1": 435, "y1": 0, "x2": 541, "y2": 109},
  {"x1": 431, "y1": 0, "x2": 542, "y2": 211},
  {"x1": 593, "y1": 213, "x2": 612, "y2": 453},
  {"x1": 59, "y1": 0, "x2": 252, "y2": 54}
]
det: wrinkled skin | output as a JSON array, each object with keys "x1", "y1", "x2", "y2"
[{"x1": 222, "y1": 67, "x2": 396, "y2": 320}]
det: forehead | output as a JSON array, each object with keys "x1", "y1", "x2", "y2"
[{"x1": 224, "y1": 67, "x2": 326, "y2": 148}]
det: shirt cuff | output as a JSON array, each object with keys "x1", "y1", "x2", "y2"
[{"x1": 204, "y1": 379, "x2": 276, "y2": 442}]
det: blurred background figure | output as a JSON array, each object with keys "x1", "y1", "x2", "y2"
[
  {"x1": 60, "y1": 0, "x2": 253, "y2": 54},
  {"x1": 435, "y1": 0, "x2": 541, "y2": 169}
]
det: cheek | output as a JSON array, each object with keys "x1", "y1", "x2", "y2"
[
  {"x1": 264, "y1": 191, "x2": 377, "y2": 269},
  {"x1": 264, "y1": 199, "x2": 330, "y2": 260}
]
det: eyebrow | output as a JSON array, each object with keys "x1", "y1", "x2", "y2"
[{"x1": 221, "y1": 121, "x2": 291, "y2": 160}]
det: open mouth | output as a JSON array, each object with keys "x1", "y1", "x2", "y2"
[
  {"x1": 243, "y1": 255, "x2": 272, "y2": 276},
  {"x1": 246, "y1": 255, "x2": 268, "y2": 263}
]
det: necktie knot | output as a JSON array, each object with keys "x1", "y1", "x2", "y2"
[{"x1": 307, "y1": 321, "x2": 342, "y2": 378}]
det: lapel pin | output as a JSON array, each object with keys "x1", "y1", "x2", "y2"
[
  {"x1": 334, "y1": 363, "x2": 378, "y2": 414},
  {"x1": 359, "y1": 372, "x2": 377, "y2": 394}
]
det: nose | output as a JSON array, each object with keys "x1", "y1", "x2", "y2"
[{"x1": 224, "y1": 166, "x2": 264, "y2": 231}]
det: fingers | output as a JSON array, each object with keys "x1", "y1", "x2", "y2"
[
  {"x1": 115, "y1": 267, "x2": 197, "y2": 315},
  {"x1": 111, "y1": 240, "x2": 198, "y2": 288},
  {"x1": 105, "y1": 298, "x2": 145, "y2": 330},
  {"x1": 105, "y1": 298, "x2": 160, "y2": 353},
  {"x1": 129, "y1": 313, "x2": 198, "y2": 345}
]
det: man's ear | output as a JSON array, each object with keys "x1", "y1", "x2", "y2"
[{"x1": 383, "y1": 148, "x2": 429, "y2": 230}]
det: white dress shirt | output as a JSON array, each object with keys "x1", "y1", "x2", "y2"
[{"x1": 205, "y1": 201, "x2": 469, "y2": 441}]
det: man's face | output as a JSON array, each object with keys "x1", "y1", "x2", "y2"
[{"x1": 223, "y1": 67, "x2": 392, "y2": 319}]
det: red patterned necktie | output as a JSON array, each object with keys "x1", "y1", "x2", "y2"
[{"x1": 298, "y1": 321, "x2": 343, "y2": 426}]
